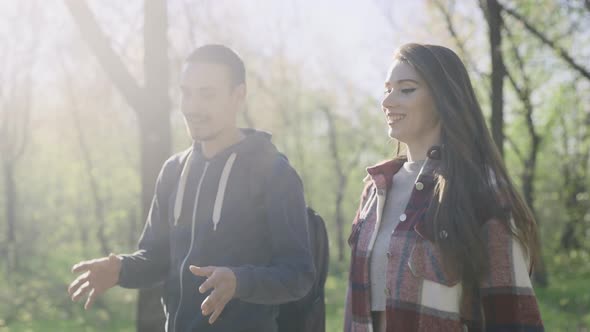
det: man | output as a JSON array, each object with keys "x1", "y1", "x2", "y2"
[{"x1": 67, "y1": 44, "x2": 315, "y2": 332}]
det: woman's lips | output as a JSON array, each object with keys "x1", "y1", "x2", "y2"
[{"x1": 387, "y1": 114, "x2": 406, "y2": 125}]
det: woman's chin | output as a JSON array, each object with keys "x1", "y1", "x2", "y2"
[{"x1": 388, "y1": 129, "x2": 403, "y2": 141}]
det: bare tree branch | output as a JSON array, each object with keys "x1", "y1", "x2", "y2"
[
  {"x1": 505, "y1": 135, "x2": 525, "y2": 163},
  {"x1": 499, "y1": 2, "x2": 590, "y2": 81},
  {"x1": 63, "y1": 0, "x2": 145, "y2": 112},
  {"x1": 432, "y1": 0, "x2": 489, "y2": 82}
]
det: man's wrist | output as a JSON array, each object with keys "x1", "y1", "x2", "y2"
[{"x1": 108, "y1": 253, "x2": 123, "y2": 284}]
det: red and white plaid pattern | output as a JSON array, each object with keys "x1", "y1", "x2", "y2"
[{"x1": 344, "y1": 158, "x2": 544, "y2": 331}]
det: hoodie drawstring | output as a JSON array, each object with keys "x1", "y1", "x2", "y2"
[{"x1": 212, "y1": 153, "x2": 237, "y2": 231}]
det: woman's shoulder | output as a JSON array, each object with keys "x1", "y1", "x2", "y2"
[
  {"x1": 365, "y1": 156, "x2": 407, "y2": 174},
  {"x1": 362, "y1": 157, "x2": 408, "y2": 190}
]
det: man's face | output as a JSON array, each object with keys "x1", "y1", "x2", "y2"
[{"x1": 180, "y1": 62, "x2": 245, "y2": 141}]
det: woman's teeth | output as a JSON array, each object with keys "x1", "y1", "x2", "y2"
[{"x1": 389, "y1": 114, "x2": 406, "y2": 124}]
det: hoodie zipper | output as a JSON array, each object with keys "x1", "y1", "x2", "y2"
[{"x1": 172, "y1": 161, "x2": 209, "y2": 332}]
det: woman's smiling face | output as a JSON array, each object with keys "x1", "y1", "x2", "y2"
[{"x1": 381, "y1": 59, "x2": 441, "y2": 146}]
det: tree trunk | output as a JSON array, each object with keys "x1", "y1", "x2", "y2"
[
  {"x1": 136, "y1": 1, "x2": 171, "y2": 330},
  {"x1": 321, "y1": 107, "x2": 347, "y2": 262},
  {"x1": 486, "y1": 0, "x2": 505, "y2": 156},
  {"x1": 561, "y1": 175, "x2": 585, "y2": 250},
  {"x1": 334, "y1": 175, "x2": 346, "y2": 262},
  {"x1": 524, "y1": 136, "x2": 549, "y2": 286},
  {"x1": 64, "y1": 1, "x2": 171, "y2": 330},
  {"x1": 522, "y1": 139, "x2": 549, "y2": 286},
  {"x1": 136, "y1": 104, "x2": 171, "y2": 332},
  {"x1": 3, "y1": 160, "x2": 18, "y2": 272}
]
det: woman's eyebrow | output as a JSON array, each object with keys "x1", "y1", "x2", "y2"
[
  {"x1": 396, "y1": 78, "x2": 419, "y2": 84},
  {"x1": 386, "y1": 78, "x2": 419, "y2": 86}
]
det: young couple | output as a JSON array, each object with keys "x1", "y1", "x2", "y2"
[{"x1": 68, "y1": 44, "x2": 544, "y2": 331}]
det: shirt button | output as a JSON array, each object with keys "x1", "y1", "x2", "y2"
[
  {"x1": 399, "y1": 213, "x2": 407, "y2": 222},
  {"x1": 415, "y1": 182, "x2": 424, "y2": 191},
  {"x1": 386, "y1": 252, "x2": 392, "y2": 258}
]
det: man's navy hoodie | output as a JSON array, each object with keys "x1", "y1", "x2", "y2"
[{"x1": 117, "y1": 129, "x2": 315, "y2": 332}]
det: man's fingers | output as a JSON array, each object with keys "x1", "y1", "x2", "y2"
[
  {"x1": 208, "y1": 307, "x2": 223, "y2": 325},
  {"x1": 68, "y1": 272, "x2": 89, "y2": 296},
  {"x1": 202, "y1": 288, "x2": 230, "y2": 316},
  {"x1": 192, "y1": 266, "x2": 217, "y2": 294},
  {"x1": 71, "y1": 281, "x2": 91, "y2": 302},
  {"x1": 201, "y1": 293, "x2": 217, "y2": 316},
  {"x1": 84, "y1": 288, "x2": 96, "y2": 310},
  {"x1": 72, "y1": 261, "x2": 92, "y2": 274},
  {"x1": 205, "y1": 290, "x2": 230, "y2": 324},
  {"x1": 198, "y1": 274, "x2": 218, "y2": 294},
  {"x1": 193, "y1": 266, "x2": 232, "y2": 324},
  {"x1": 190, "y1": 265, "x2": 215, "y2": 277}
]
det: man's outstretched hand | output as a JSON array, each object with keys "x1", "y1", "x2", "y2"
[
  {"x1": 190, "y1": 265, "x2": 237, "y2": 325},
  {"x1": 68, "y1": 253, "x2": 122, "y2": 310}
]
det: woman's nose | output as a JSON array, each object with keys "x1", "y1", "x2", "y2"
[{"x1": 381, "y1": 91, "x2": 398, "y2": 110}]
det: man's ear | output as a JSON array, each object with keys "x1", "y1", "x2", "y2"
[{"x1": 234, "y1": 83, "x2": 247, "y2": 102}]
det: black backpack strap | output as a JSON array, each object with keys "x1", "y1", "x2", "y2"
[
  {"x1": 305, "y1": 207, "x2": 329, "y2": 324},
  {"x1": 308, "y1": 207, "x2": 329, "y2": 293}
]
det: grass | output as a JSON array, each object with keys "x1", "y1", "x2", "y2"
[
  {"x1": 2, "y1": 266, "x2": 589, "y2": 331},
  {"x1": 0, "y1": 321, "x2": 133, "y2": 332},
  {"x1": 535, "y1": 275, "x2": 590, "y2": 331},
  {"x1": 325, "y1": 268, "x2": 348, "y2": 332}
]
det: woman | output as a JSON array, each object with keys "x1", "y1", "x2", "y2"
[{"x1": 344, "y1": 43, "x2": 544, "y2": 332}]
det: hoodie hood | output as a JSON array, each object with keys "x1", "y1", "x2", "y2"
[{"x1": 191, "y1": 128, "x2": 277, "y2": 162}]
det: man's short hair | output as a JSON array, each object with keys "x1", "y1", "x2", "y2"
[{"x1": 186, "y1": 44, "x2": 246, "y2": 87}]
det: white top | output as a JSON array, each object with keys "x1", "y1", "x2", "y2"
[{"x1": 370, "y1": 160, "x2": 424, "y2": 311}]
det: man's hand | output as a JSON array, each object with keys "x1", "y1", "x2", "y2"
[
  {"x1": 68, "y1": 253, "x2": 122, "y2": 310},
  {"x1": 189, "y1": 265, "x2": 237, "y2": 325}
]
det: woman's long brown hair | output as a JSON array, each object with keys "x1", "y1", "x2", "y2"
[{"x1": 394, "y1": 43, "x2": 539, "y2": 288}]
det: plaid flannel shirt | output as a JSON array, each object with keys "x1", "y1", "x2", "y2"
[{"x1": 344, "y1": 154, "x2": 544, "y2": 331}]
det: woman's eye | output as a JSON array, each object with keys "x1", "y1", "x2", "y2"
[{"x1": 401, "y1": 88, "x2": 416, "y2": 94}]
